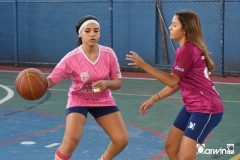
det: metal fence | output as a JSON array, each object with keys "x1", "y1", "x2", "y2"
[{"x1": 0, "y1": 0, "x2": 239, "y2": 76}]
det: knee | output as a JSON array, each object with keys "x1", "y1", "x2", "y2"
[
  {"x1": 119, "y1": 134, "x2": 129, "y2": 148},
  {"x1": 62, "y1": 135, "x2": 80, "y2": 151},
  {"x1": 113, "y1": 134, "x2": 129, "y2": 148},
  {"x1": 178, "y1": 155, "x2": 192, "y2": 160},
  {"x1": 178, "y1": 152, "x2": 196, "y2": 160},
  {"x1": 164, "y1": 142, "x2": 177, "y2": 155}
]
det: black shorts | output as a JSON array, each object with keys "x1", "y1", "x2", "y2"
[{"x1": 66, "y1": 106, "x2": 119, "y2": 119}]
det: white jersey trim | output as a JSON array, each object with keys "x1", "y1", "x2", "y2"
[{"x1": 80, "y1": 45, "x2": 100, "y2": 65}]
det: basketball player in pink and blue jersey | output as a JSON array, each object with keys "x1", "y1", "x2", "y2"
[
  {"x1": 47, "y1": 15, "x2": 128, "y2": 160},
  {"x1": 126, "y1": 10, "x2": 223, "y2": 160}
]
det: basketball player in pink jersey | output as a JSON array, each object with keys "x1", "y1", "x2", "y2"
[
  {"x1": 47, "y1": 15, "x2": 128, "y2": 160},
  {"x1": 126, "y1": 10, "x2": 223, "y2": 160}
]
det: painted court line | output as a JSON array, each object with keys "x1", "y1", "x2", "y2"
[
  {"x1": 0, "y1": 84, "x2": 14, "y2": 105},
  {"x1": 0, "y1": 124, "x2": 65, "y2": 146},
  {"x1": 123, "y1": 77, "x2": 240, "y2": 85},
  {"x1": 230, "y1": 153, "x2": 240, "y2": 160},
  {"x1": 1, "y1": 68, "x2": 240, "y2": 85},
  {"x1": 45, "y1": 143, "x2": 61, "y2": 148},
  {"x1": 2, "y1": 85, "x2": 240, "y2": 104},
  {"x1": 21, "y1": 141, "x2": 36, "y2": 145}
]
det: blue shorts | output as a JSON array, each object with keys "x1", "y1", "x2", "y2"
[
  {"x1": 173, "y1": 107, "x2": 223, "y2": 144},
  {"x1": 66, "y1": 106, "x2": 119, "y2": 119}
]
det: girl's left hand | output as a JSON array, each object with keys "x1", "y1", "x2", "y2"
[{"x1": 126, "y1": 51, "x2": 146, "y2": 68}]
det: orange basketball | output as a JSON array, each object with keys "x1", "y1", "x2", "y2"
[{"x1": 15, "y1": 68, "x2": 48, "y2": 100}]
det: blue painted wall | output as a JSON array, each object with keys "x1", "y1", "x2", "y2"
[{"x1": 0, "y1": 0, "x2": 239, "y2": 73}]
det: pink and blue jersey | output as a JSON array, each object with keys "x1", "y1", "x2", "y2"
[
  {"x1": 48, "y1": 45, "x2": 122, "y2": 108},
  {"x1": 171, "y1": 42, "x2": 223, "y2": 114}
]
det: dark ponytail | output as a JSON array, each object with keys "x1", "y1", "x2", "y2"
[{"x1": 75, "y1": 15, "x2": 99, "y2": 46}]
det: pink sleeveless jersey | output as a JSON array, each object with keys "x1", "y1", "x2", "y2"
[
  {"x1": 171, "y1": 42, "x2": 223, "y2": 114},
  {"x1": 48, "y1": 45, "x2": 122, "y2": 108}
]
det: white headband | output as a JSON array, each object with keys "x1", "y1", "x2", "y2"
[{"x1": 78, "y1": 20, "x2": 100, "y2": 34}]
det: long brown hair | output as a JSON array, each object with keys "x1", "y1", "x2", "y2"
[{"x1": 175, "y1": 10, "x2": 214, "y2": 71}]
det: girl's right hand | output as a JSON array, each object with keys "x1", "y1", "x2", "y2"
[{"x1": 140, "y1": 99, "x2": 155, "y2": 115}]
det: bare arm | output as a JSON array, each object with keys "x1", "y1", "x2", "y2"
[
  {"x1": 141, "y1": 63, "x2": 181, "y2": 88},
  {"x1": 126, "y1": 51, "x2": 181, "y2": 88},
  {"x1": 150, "y1": 85, "x2": 180, "y2": 103},
  {"x1": 47, "y1": 78, "x2": 55, "y2": 88},
  {"x1": 140, "y1": 85, "x2": 179, "y2": 115},
  {"x1": 106, "y1": 79, "x2": 122, "y2": 90}
]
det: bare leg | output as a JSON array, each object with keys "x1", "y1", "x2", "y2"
[
  {"x1": 58, "y1": 113, "x2": 86, "y2": 156},
  {"x1": 96, "y1": 111, "x2": 129, "y2": 160},
  {"x1": 178, "y1": 136, "x2": 198, "y2": 160},
  {"x1": 165, "y1": 125, "x2": 184, "y2": 160}
]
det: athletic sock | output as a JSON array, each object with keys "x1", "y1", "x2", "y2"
[{"x1": 54, "y1": 149, "x2": 72, "y2": 160}]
